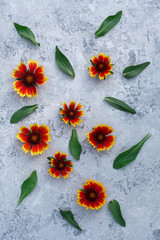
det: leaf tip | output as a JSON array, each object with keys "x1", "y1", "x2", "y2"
[{"x1": 17, "y1": 199, "x2": 21, "y2": 205}]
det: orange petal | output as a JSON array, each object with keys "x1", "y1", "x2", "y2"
[
  {"x1": 40, "y1": 141, "x2": 49, "y2": 150},
  {"x1": 35, "y1": 65, "x2": 44, "y2": 74},
  {"x1": 70, "y1": 117, "x2": 82, "y2": 127},
  {"x1": 22, "y1": 142, "x2": 31, "y2": 153},
  {"x1": 76, "y1": 110, "x2": 84, "y2": 117},
  {"x1": 31, "y1": 144, "x2": 39, "y2": 155},
  {"x1": 87, "y1": 133, "x2": 97, "y2": 147},
  {"x1": 59, "y1": 109, "x2": 67, "y2": 115},
  {"x1": 19, "y1": 126, "x2": 30, "y2": 134},
  {"x1": 54, "y1": 169, "x2": 61, "y2": 178},
  {"x1": 101, "y1": 124, "x2": 114, "y2": 135},
  {"x1": 31, "y1": 85, "x2": 37, "y2": 97},
  {"x1": 12, "y1": 70, "x2": 23, "y2": 79},
  {"x1": 91, "y1": 56, "x2": 99, "y2": 65},
  {"x1": 17, "y1": 62, "x2": 27, "y2": 73},
  {"x1": 17, "y1": 133, "x2": 28, "y2": 142},
  {"x1": 62, "y1": 102, "x2": 69, "y2": 111},
  {"x1": 99, "y1": 72, "x2": 105, "y2": 80},
  {"x1": 97, "y1": 143, "x2": 105, "y2": 151},
  {"x1": 13, "y1": 80, "x2": 23, "y2": 90},
  {"x1": 61, "y1": 152, "x2": 67, "y2": 160},
  {"x1": 36, "y1": 73, "x2": 47, "y2": 85},
  {"x1": 89, "y1": 66, "x2": 98, "y2": 77},
  {"x1": 98, "y1": 53, "x2": 104, "y2": 61},
  {"x1": 28, "y1": 60, "x2": 38, "y2": 72},
  {"x1": 54, "y1": 151, "x2": 61, "y2": 160},
  {"x1": 103, "y1": 135, "x2": 115, "y2": 149},
  {"x1": 38, "y1": 125, "x2": 50, "y2": 135},
  {"x1": 26, "y1": 87, "x2": 32, "y2": 98},
  {"x1": 65, "y1": 166, "x2": 72, "y2": 173},
  {"x1": 69, "y1": 101, "x2": 76, "y2": 110},
  {"x1": 48, "y1": 167, "x2": 56, "y2": 176},
  {"x1": 41, "y1": 134, "x2": 51, "y2": 142},
  {"x1": 61, "y1": 170, "x2": 69, "y2": 179},
  {"x1": 103, "y1": 55, "x2": 111, "y2": 63},
  {"x1": 30, "y1": 123, "x2": 38, "y2": 133},
  {"x1": 62, "y1": 117, "x2": 69, "y2": 124},
  {"x1": 37, "y1": 143, "x2": 44, "y2": 154},
  {"x1": 51, "y1": 158, "x2": 56, "y2": 166},
  {"x1": 75, "y1": 103, "x2": 83, "y2": 111},
  {"x1": 65, "y1": 160, "x2": 72, "y2": 166},
  {"x1": 49, "y1": 168, "x2": 60, "y2": 178},
  {"x1": 18, "y1": 85, "x2": 27, "y2": 97}
]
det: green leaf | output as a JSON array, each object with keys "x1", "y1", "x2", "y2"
[
  {"x1": 14, "y1": 23, "x2": 40, "y2": 46},
  {"x1": 95, "y1": 11, "x2": 122, "y2": 38},
  {"x1": 123, "y1": 62, "x2": 150, "y2": 79},
  {"x1": 59, "y1": 209, "x2": 82, "y2": 231},
  {"x1": 18, "y1": 170, "x2": 37, "y2": 205},
  {"x1": 113, "y1": 133, "x2": 151, "y2": 169},
  {"x1": 10, "y1": 104, "x2": 38, "y2": 124},
  {"x1": 69, "y1": 129, "x2": 82, "y2": 160},
  {"x1": 55, "y1": 46, "x2": 75, "y2": 78},
  {"x1": 104, "y1": 97, "x2": 136, "y2": 114},
  {"x1": 108, "y1": 200, "x2": 126, "y2": 227}
]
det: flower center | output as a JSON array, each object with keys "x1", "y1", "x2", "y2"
[
  {"x1": 69, "y1": 111, "x2": 74, "y2": 116},
  {"x1": 28, "y1": 132, "x2": 40, "y2": 144},
  {"x1": 98, "y1": 134, "x2": 104, "y2": 141},
  {"x1": 23, "y1": 72, "x2": 36, "y2": 87},
  {"x1": 26, "y1": 75, "x2": 33, "y2": 83},
  {"x1": 90, "y1": 192, "x2": 96, "y2": 198},
  {"x1": 31, "y1": 135, "x2": 38, "y2": 142},
  {"x1": 99, "y1": 63, "x2": 104, "y2": 69},
  {"x1": 59, "y1": 163, "x2": 64, "y2": 169}
]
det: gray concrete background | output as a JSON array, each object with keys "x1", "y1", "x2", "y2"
[{"x1": 0, "y1": 0, "x2": 160, "y2": 239}]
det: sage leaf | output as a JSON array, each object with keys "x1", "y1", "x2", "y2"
[
  {"x1": 105, "y1": 97, "x2": 136, "y2": 114},
  {"x1": 55, "y1": 46, "x2": 75, "y2": 78},
  {"x1": 59, "y1": 209, "x2": 82, "y2": 231},
  {"x1": 18, "y1": 170, "x2": 37, "y2": 205},
  {"x1": 123, "y1": 62, "x2": 150, "y2": 79},
  {"x1": 95, "y1": 11, "x2": 122, "y2": 38},
  {"x1": 109, "y1": 200, "x2": 126, "y2": 227},
  {"x1": 14, "y1": 23, "x2": 40, "y2": 46},
  {"x1": 10, "y1": 104, "x2": 38, "y2": 124},
  {"x1": 69, "y1": 129, "x2": 82, "y2": 160},
  {"x1": 113, "y1": 133, "x2": 151, "y2": 169}
]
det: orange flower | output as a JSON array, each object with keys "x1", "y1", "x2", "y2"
[
  {"x1": 12, "y1": 60, "x2": 48, "y2": 98},
  {"x1": 89, "y1": 53, "x2": 113, "y2": 80},
  {"x1": 17, "y1": 124, "x2": 51, "y2": 155},
  {"x1": 87, "y1": 124, "x2": 115, "y2": 152},
  {"x1": 59, "y1": 101, "x2": 84, "y2": 127},
  {"x1": 48, "y1": 151, "x2": 73, "y2": 179},
  {"x1": 77, "y1": 179, "x2": 107, "y2": 210}
]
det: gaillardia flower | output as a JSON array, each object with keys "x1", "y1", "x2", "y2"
[
  {"x1": 17, "y1": 124, "x2": 51, "y2": 155},
  {"x1": 77, "y1": 179, "x2": 107, "y2": 210},
  {"x1": 89, "y1": 53, "x2": 113, "y2": 80},
  {"x1": 12, "y1": 60, "x2": 48, "y2": 98},
  {"x1": 87, "y1": 124, "x2": 115, "y2": 152},
  {"x1": 59, "y1": 101, "x2": 84, "y2": 127},
  {"x1": 48, "y1": 151, "x2": 73, "y2": 179}
]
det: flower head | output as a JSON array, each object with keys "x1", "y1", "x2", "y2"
[
  {"x1": 17, "y1": 124, "x2": 51, "y2": 155},
  {"x1": 89, "y1": 53, "x2": 113, "y2": 80},
  {"x1": 77, "y1": 179, "x2": 107, "y2": 210},
  {"x1": 12, "y1": 60, "x2": 48, "y2": 98},
  {"x1": 60, "y1": 101, "x2": 84, "y2": 127},
  {"x1": 87, "y1": 124, "x2": 115, "y2": 152},
  {"x1": 48, "y1": 151, "x2": 73, "y2": 179}
]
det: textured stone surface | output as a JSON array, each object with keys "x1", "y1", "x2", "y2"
[{"x1": 0, "y1": 0, "x2": 160, "y2": 239}]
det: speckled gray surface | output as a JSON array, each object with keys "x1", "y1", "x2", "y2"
[{"x1": 0, "y1": 0, "x2": 160, "y2": 239}]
